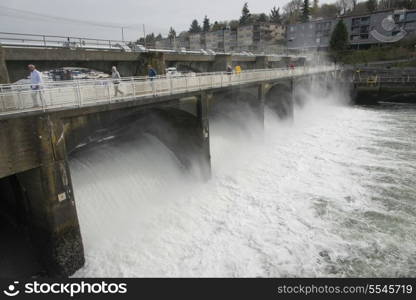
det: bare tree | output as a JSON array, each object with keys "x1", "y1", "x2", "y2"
[
  {"x1": 283, "y1": 0, "x2": 303, "y2": 24},
  {"x1": 336, "y1": 0, "x2": 355, "y2": 15}
]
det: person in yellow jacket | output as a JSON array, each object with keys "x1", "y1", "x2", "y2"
[{"x1": 235, "y1": 65, "x2": 242, "y2": 75}]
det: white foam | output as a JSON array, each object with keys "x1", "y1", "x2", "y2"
[{"x1": 70, "y1": 82, "x2": 416, "y2": 277}]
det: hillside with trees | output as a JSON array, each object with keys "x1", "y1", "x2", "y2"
[{"x1": 142, "y1": 1, "x2": 416, "y2": 43}]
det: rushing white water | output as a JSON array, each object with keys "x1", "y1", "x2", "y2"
[{"x1": 70, "y1": 85, "x2": 416, "y2": 277}]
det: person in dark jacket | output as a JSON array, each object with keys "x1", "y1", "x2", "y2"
[{"x1": 148, "y1": 65, "x2": 157, "y2": 79}]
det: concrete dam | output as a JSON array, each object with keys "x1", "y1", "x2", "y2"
[{"x1": 0, "y1": 63, "x2": 341, "y2": 277}]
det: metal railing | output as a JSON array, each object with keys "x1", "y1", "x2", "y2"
[
  {"x1": 353, "y1": 73, "x2": 416, "y2": 86},
  {"x1": 0, "y1": 32, "x2": 131, "y2": 51},
  {"x1": 0, "y1": 65, "x2": 337, "y2": 116},
  {"x1": 0, "y1": 32, "x2": 307, "y2": 58}
]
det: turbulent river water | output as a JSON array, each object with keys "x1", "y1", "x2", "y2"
[{"x1": 69, "y1": 87, "x2": 416, "y2": 277}]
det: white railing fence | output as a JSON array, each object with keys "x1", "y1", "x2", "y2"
[{"x1": 0, "y1": 65, "x2": 337, "y2": 116}]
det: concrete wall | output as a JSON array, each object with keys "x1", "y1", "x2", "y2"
[
  {"x1": 2, "y1": 48, "x2": 165, "y2": 83},
  {"x1": 1, "y1": 46, "x2": 301, "y2": 83},
  {"x1": 0, "y1": 117, "x2": 40, "y2": 179},
  {"x1": 0, "y1": 47, "x2": 10, "y2": 83}
]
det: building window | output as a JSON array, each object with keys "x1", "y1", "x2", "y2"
[
  {"x1": 361, "y1": 16, "x2": 370, "y2": 25},
  {"x1": 406, "y1": 12, "x2": 416, "y2": 22}
]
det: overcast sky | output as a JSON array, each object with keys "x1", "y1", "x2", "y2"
[{"x1": 0, "y1": 0, "x2": 333, "y2": 41}]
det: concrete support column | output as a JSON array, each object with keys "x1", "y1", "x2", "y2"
[
  {"x1": 255, "y1": 56, "x2": 269, "y2": 69},
  {"x1": 288, "y1": 78, "x2": 295, "y2": 119},
  {"x1": 257, "y1": 83, "x2": 266, "y2": 127},
  {"x1": 211, "y1": 54, "x2": 232, "y2": 72},
  {"x1": 0, "y1": 46, "x2": 10, "y2": 84},
  {"x1": 197, "y1": 92, "x2": 212, "y2": 180},
  {"x1": 140, "y1": 52, "x2": 166, "y2": 75},
  {"x1": 17, "y1": 116, "x2": 84, "y2": 276}
]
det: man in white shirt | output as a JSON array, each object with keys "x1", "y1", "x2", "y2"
[
  {"x1": 111, "y1": 66, "x2": 124, "y2": 97},
  {"x1": 28, "y1": 64, "x2": 43, "y2": 107}
]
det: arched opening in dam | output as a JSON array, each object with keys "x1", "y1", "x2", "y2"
[
  {"x1": 66, "y1": 105, "x2": 210, "y2": 180},
  {"x1": 209, "y1": 87, "x2": 263, "y2": 128},
  {"x1": 265, "y1": 83, "x2": 293, "y2": 119}
]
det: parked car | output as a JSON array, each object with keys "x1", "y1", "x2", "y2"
[
  {"x1": 165, "y1": 67, "x2": 182, "y2": 77},
  {"x1": 131, "y1": 44, "x2": 147, "y2": 52},
  {"x1": 114, "y1": 43, "x2": 131, "y2": 52}
]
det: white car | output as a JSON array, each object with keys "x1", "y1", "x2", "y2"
[
  {"x1": 131, "y1": 44, "x2": 147, "y2": 52},
  {"x1": 165, "y1": 67, "x2": 182, "y2": 77}
]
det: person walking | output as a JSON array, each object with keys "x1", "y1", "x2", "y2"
[
  {"x1": 148, "y1": 65, "x2": 157, "y2": 95},
  {"x1": 235, "y1": 65, "x2": 241, "y2": 75},
  {"x1": 226, "y1": 65, "x2": 233, "y2": 75},
  {"x1": 148, "y1": 65, "x2": 157, "y2": 79},
  {"x1": 111, "y1": 66, "x2": 124, "y2": 97},
  {"x1": 28, "y1": 64, "x2": 44, "y2": 107}
]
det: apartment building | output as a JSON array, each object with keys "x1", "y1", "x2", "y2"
[{"x1": 286, "y1": 8, "x2": 416, "y2": 50}]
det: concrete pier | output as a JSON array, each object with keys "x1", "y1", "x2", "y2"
[{"x1": 0, "y1": 116, "x2": 84, "y2": 276}]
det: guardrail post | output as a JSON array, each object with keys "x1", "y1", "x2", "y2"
[
  {"x1": 76, "y1": 80, "x2": 82, "y2": 107},
  {"x1": 154, "y1": 79, "x2": 158, "y2": 96},
  {"x1": 18, "y1": 90, "x2": 23, "y2": 110},
  {"x1": 0, "y1": 87, "x2": 5, "y2": 112},
  {"x1": 43, "y1": 35, "x2": 47, "y2": 47},
  {"x1": 131, "y1": 78, "x2": 136, "y2": 97},
  {"x1": 41, "y1": 88, "x2": 46, "y2": 112},
  {"x1": 107, "y1": 83, "x2": 112, "y2": 103}
]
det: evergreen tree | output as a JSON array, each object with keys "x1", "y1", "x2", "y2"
[
  {"x1": 301, "y1": 0, "x2": 310, "y2": 22},
  {"x1": 145, "y1": 33, "x2": 156, "y2": 47},
  {"x1": 203, "y1": 15, "x2": 210, "y2": 32},
  {"x1": 366, "y1": 0, "x2": 378, "y2": 11},
  {"x1": 168, "y1": 27, "x2": 176, "y2": 40},
  {"x1": 239, "y1": 2, "x2": 252, "y2": 25},
  {"x1": 258, "y1": 13, "x2": 268, "y2": 23},
  {"x1": 189, "y1": 19, "x2": 202, "y2": 33},
  {"x1": 329, "y1": 19, "x2": 348, "y2": 51},
  {"x1": 270, "y1": 6, "x2": 282, "y2": 24}
]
